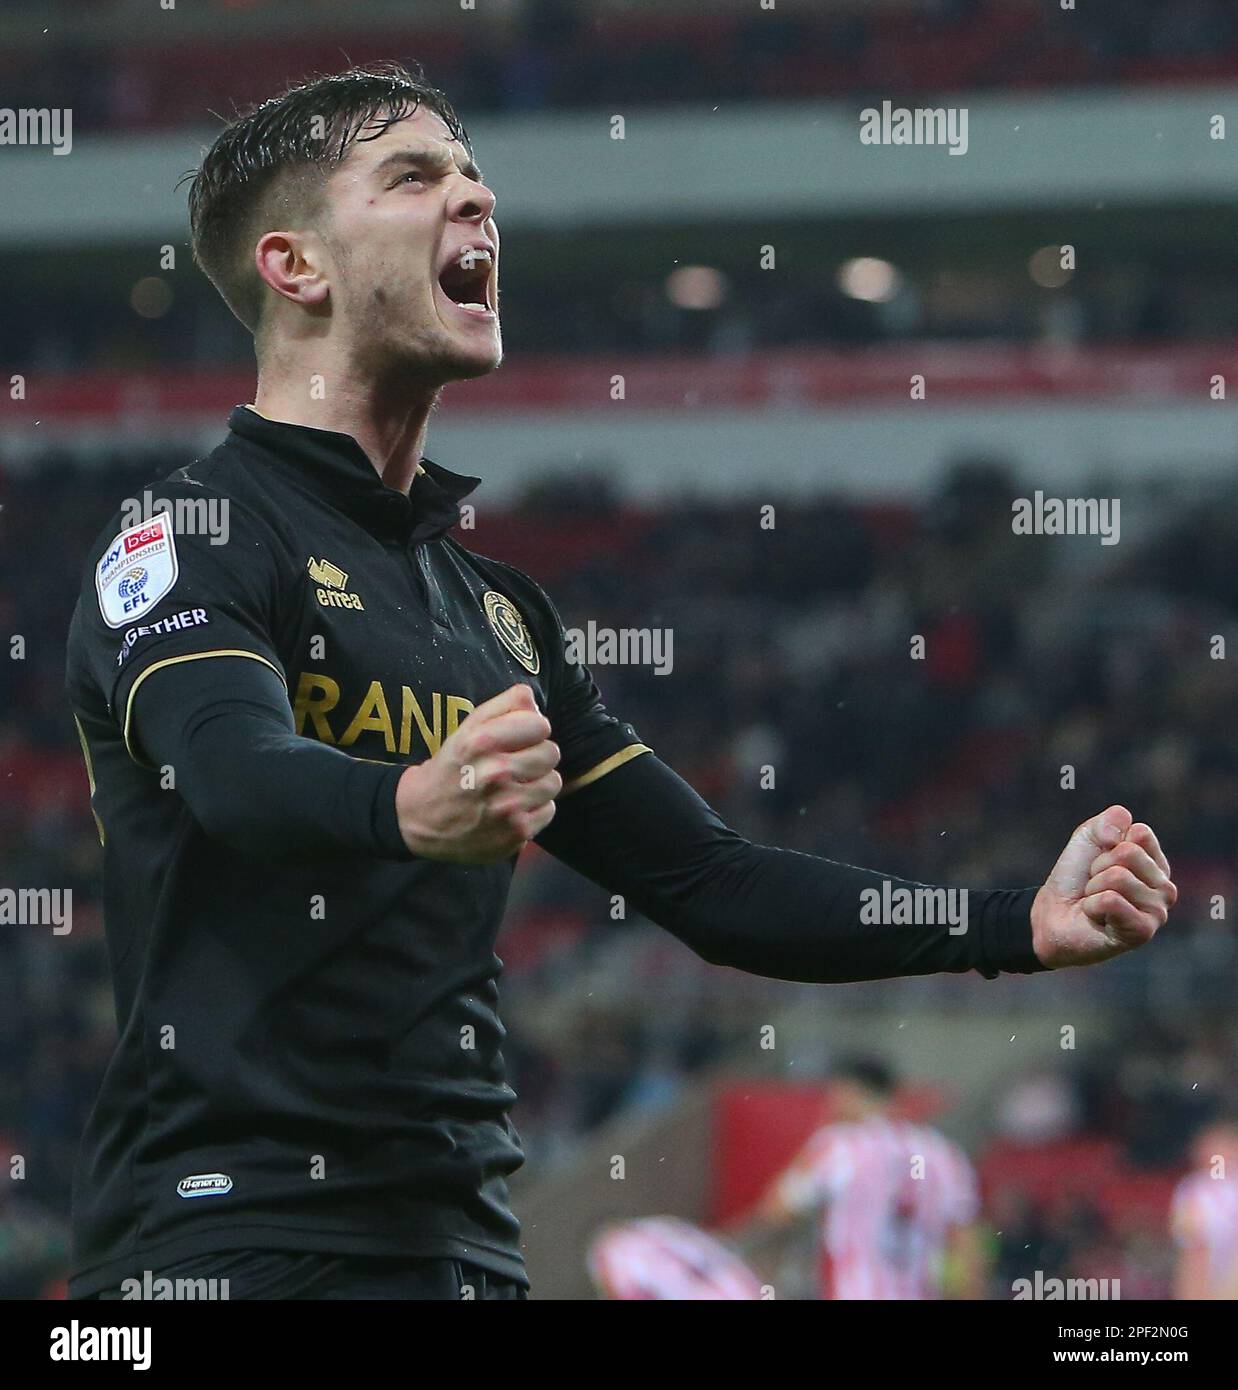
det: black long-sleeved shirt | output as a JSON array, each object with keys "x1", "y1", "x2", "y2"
[
  {"x1": 136, "y1": 656, "x2": 1043, "y2": 984},
  {"x1": 64, "y1": 404, "x2": 1042, "y2": 1301}
]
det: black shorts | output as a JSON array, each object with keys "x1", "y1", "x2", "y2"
[{"x1": 80, "y1": 1249, "x2": 528, "y2": 1301}]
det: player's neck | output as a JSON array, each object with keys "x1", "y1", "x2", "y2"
[{"x1": 253, "y1": 366, "x2": 437, "y2": 495}]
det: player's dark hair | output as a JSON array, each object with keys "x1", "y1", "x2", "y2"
[
  {"x1": 831, "y1": 1054, "x2": 897, "y2": 1097},
  {"x1": 185, "y1": 60, "x2": 473, "y2": 334}
]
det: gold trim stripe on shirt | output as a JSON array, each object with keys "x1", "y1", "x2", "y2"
[
  {"x1": 122, "y1": 649, "x2": 287, "y2": 767},
  {"x1": 74, "y1": 714, "x2": 105, "y2": 845},
  {"x1": 560, "y1": 743, "x2": 653, "y2": 796}
]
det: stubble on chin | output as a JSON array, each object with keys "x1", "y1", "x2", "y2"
[{"x1": 358, "y1": 286, "x2": 500, "y2": 386}]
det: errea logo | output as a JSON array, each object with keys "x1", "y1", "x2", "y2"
[
  {"x1": 307, "y1": 556, "x2": 365, "y2": 610},
  {"x1": 177, "y1": 1172, "x2": 233, "y2": 1199}
]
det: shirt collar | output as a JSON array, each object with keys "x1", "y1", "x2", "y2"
[{"x1": 227, "y1": 404, "x2": 481, "y2": 544}]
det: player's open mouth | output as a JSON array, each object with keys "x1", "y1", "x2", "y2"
[{"x1": 438, "y1": 246, "x2": 496, "y2": 320}]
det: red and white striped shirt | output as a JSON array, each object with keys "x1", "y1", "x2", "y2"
[
  {"x1": 588, "y1": 1217, "x2": 763, "y2": 1300},
  {"x1": 770, "y1": 1115, "x2": 978, "y2": 1299},
  {"x1": 1171, "y1": 1171, "x2": 1238, "y2": 1297}
]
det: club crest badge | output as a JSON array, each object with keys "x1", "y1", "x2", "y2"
[{"x1": 483, "y1": 590, "x2": 539, "y2": 675}]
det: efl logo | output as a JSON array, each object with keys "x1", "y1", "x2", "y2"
[
  {"x1": 96, "y1": 511, "x2": 179, "y2": 629},
  {"x1": 176, "y1": 1173, "x2": 233, "y2": 1199}
]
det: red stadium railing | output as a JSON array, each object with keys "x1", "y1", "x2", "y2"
[{"x1": 7, "y1": 344, "x2": 1238, "y2": 430}]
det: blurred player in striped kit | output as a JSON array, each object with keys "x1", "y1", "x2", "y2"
[
  {"x1": 588, "y1": 1218, "x2": 764, "y2": 1300},
  {"x1": 1172, "y1": 1119, "x2": 1238, "y2": 1300},
  {"x1": 750, "y1": 1057, "x2": 984, "y2": 1299}
]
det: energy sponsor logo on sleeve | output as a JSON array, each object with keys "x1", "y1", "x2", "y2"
[
  {"x1": 96, "y1": 512, "x2": 179, "y2": 629},
  {"x1": 176, "y1": 1172, "x2": 233, "y2": 1199},
  {"x1": 116, "y1": 608, "x2": 211, "y2": 667}
]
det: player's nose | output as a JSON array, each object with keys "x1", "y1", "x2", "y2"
[{"x1": 448, "y1": 176, "x2": 497, "y2": 226}]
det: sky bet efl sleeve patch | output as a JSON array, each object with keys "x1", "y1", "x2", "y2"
[{"x1": 95, "y1": 512, "x2": 179, "y2": 629}]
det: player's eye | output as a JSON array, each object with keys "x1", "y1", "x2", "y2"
[{"x1": 395, "y1": 169, "x2": 426, "y2": 187}]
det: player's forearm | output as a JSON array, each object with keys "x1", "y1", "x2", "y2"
[
  {"x1": 177, "y1": 711, "x2": 408, "y2": 862},
  {"x1": 676, "y1": 850, "x2": 1037, "y2": 982},
  {"x1": 653, "y1": 838, "x2": 1038, "y2": 982},
  {"x1": 132, "y1": 659, "x2": 410, "y2": 863},
  {"x1": 537, "y1": 752, "x2": 1044, "y2": 983}
]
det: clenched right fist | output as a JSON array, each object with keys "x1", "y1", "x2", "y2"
[{"x1": 395, "y1": 682, "x2": 561, "y2": 862}]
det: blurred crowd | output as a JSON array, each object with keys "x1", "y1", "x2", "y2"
[
  {"x1": 6, "y1": 0, "x2": 1238, "y2": 132},
  {"x1": 986, "y1": 1013, "x2": 1237, "y2": 1299},
  {"x1": 494, "y1": 459, "x2": 1237, "y2": 1221},
  {"x1": 10, "y1": 247, "x2": 1238, "y2": 375},
  {"x1": 1, "y1": 448, "x2": 1235, "y2": 1296}
]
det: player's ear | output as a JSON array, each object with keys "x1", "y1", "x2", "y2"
[{"x1": 254, "y1": 229, "x2": 330, "y2": 310}]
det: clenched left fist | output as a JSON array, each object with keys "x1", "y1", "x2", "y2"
[{"x1": 1031, "y1": 805, "x2": 1177, "y2": 969}]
